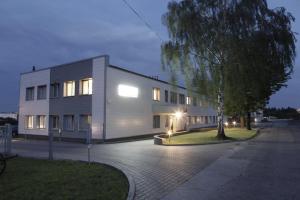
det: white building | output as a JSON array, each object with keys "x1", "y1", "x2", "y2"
[{"x1": 19, "y1": 55, "x2": 217, "y2": 141}]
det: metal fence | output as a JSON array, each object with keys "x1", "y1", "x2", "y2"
[{"x1": 0, "y1": 124, "x2": 12, "y2": 154}]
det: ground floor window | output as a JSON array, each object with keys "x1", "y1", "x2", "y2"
[
  {"x1": 50, "y1": 115, "x2": 59, "y2": 130},
  {"x1": 79, "y1": 115, "x2": 92, "y2": 131},
  {"x1": 153, "y1": 115, "x2": 160, "y2": 128},
  {"x1": 63, "y1": 115, "x2": 74, "y2": 131},
  {"x1": 36, "y1": 115, "x2": 46, "y2": 129},
  {"x1": 25, "y1": 115, "x2": 34, "y2": 129}
]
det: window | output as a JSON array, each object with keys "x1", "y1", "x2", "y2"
[
  {"x1": 153, "y1": 115, "x2": 160, "y2": 128},
  {"x1": 80, "y1": 78, "x2": 93, "y2": 95},
  {"x1": 118, "y1": 84, "x2": 139, "y2": 98},
  {"x1": 170, "y1": 92, "x2": 177, "y2": 104},
  {"x1": 186, "y1": 96, "x2": 191, "y2": 105},
  {"x1": 37, "y1": 115, "x2": 46, "y2": 129},
  {"x1": 37, "y1": 85, "x2": 47, "y2": 100},
  {"x1": 50, "y1": 115, "x2": 59, "y2": 130},
  {"x1": 79, "y1": 115, "x2": 92, "y2": 131},
  {"x1": 193, "y1": 97, "x2": 197, "y2": 106},
  {"x1": 179, "y1": 94, "x2": 185, "y2": 104},
  {"x1": 153, "y1": 88, "x2": 160, "y2": 101},
  {"x1": 50, "y1": 83, "x2": 60, "y2": 98},
  {"x1": 26, "y1": 87, "x2": 35, "y2": 101},
  {"x1": 165, "y1": 90, "x2": 168, "y2": 103},
  {"x1": 25, "y1": 115, "x2": 34, "y2": 129},
  {"x1": 63, "y1": 81, "x2": 75, "y2": 97},
  {"x1": 63, "y1": 115, "x2": 74, "y2": 131}
]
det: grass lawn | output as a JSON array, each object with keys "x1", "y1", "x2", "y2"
[
  {"x1": 0, "y1": 157, "x2": 128, "y2": 200},
  {"x1": 164, "y1": 128, "x2": 257, "y2": 145}
]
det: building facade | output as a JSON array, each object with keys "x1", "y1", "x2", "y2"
[{"x1": 19, "y1": 55, "x2": 217, "y2": 141}]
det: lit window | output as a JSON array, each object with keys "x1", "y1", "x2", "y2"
[
  {"x1": 118, "y1": 84, "x2": 139, "y2": 98},
  {"x1": 186, "y1": 96, "x2": 191, "y2": 105},
  {"x1": 37, "y1": 115, "x2": 46, "y2": 129},
  {"x1": 79, "y1": 115, "x2": 92, "y2": 131},
  {"x1": 50, "y1": 115, "x2": 59, "y2": 130},
  {"x1": 179, "y1": 94, "x2": 185, "y2": 104},
  {"x1": 26, "y1": 87, "x2": 34, "y2": 101},
  {"x1": 153, "y1": 115, "x2": 160, "y2": 128},
  {"x1": 50, "y1": 83, "x2": 60, "y2": 98},
  {"x1": 80, "y1": 78, "x2": 93, "y2": 95},
  {"x1": 63, "y1": 81, "x2": 75, "y2": 97},
  {"x1": 37, "y1": 85, "x2": 47, "y2": 100},
  {"x1": 153, "y1": 88, "x2": 160, "y2": 101},
  {"x1": 170, "y1": 92, "x2": 177, "y2": 104},
  {"x1": 25, "y1": 115, "x2": 34, "y2": 129},
  {"x1": 63, "y1": 115, "x2": 74, "y2": 131}
]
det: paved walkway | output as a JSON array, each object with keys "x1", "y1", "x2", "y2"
[
  {"x1": 163, "y1": 120, "x2": 300, "y2": 200},
  {"x1": 11, "y1": 121, "x2": 300, "y2": 200},
  {"x1": 12, "y1": 135, "x2": 233, "y2": 199}
]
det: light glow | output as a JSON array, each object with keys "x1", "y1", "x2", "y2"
[
  {"x1": 224, "y1": 122, "x2": 229, "y2": 127},
  {"x1": 167, "y1": 130, "x2": 172, "y2": 136},
  {"x1": 233, "y1": 121, "x2": 237, "y2": 127},
  {"x1": 175, "y1": 111, "x2": 183, "y2": 118},
  {"x1": 118, "y1": 84, "x2": 139, "y2": 98}
]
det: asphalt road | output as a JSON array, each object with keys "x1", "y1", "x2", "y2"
[{"x1": 10, "y1": 120, "x2": 300, "y2": 200}]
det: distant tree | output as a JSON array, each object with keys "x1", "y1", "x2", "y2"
[
  {"x1": 264, "y1": 107, "x2": 300, "y2": 120},
  {"x1": 161, "y1": 0, "x2": 296, "y2": 136}
]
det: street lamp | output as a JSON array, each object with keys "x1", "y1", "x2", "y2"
[
  {"x1": 224, "y1": 122, "x2": 229, "y2": 128},
  {"x1": 233, "y1": 121, "x2": 237, "y2": 127},
  {"x1": 167, "y1": 130, "x2": 173, "y2": 143},
  {"x1": 175, "y1": 111, "x2": 183, "y2": 119}
]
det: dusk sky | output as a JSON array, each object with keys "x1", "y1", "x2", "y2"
[{"x1": 0, "y1": 0, "x2": 299, "y2": 112}]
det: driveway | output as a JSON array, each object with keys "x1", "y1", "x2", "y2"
[{"x1": 11, "y1": 120, "x2": 300, "y2": 200}]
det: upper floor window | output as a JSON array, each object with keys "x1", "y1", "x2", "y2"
[
  {"x1": 37, "y1": 115, "x2": 46, "y2": 129},
  {"x1": 186, "y1": 96, "x2": 191, "y2": 105},
  {"x1": 153, "y1": 115, "x2": 160, "y2": 128},
  {"x1": 153, "y1": 88, "x2": 160, "y2": 101},
  {"x1": 25, "y1": 115, "x2": 34, "y2": 129},
  {"x1": 80, "y1": 78, "x2": 93, "y2": 95},
  {"x1": 179, "y1": 94, "x2": 185, "y2": 104},
  {"x1": 26, "y1": 87, "x2": 34, "y2": 101},
  {"x1": 63, "y1": 81, "x2": 75, "y2": 97},
  {"x1": 170, "y1": 92, "x2": 177, "y2": 104},
  {"x1": 79, "y1": 114, "x2": 92, "y2": 131},
  {"x1": 50, "y1": 83, "x2": 60, "y2": 98},
  {"x1": 193, "y1": 97, "x2": 197, "y2": 106},
  {"x1": 165, "y1": 90, "x2": 168, "y2": 103},
  {"x1": 37, "y1": 85, "x2": 47, "y2": 100}
]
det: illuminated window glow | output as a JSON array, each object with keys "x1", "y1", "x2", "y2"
[
  {"x1": 25, "y1": 115, "x2": 34, "y2": 129},
  {"x1": 118, "y1": 84, "x2": 138, "y2": 98},
  {"x1": 64, "y1": 81, "x2": 75, "y2": 97},
  {"x1": 153, "y1": 88, "x2": 160, "y2": 101},
  {"x1": 80, "y1": 78, "x2": 93, "y2": 95}
]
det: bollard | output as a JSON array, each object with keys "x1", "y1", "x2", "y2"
[
  {"x1": 87, "y1": 144, "x2": 92, "y2": 165},
  {"x1": 48, "y1": 131, "x2": 53, "y2": 160}
]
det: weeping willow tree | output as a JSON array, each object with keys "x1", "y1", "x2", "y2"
[{"x1": 161, "y1": 0, "x2": 296, "y2": 138}]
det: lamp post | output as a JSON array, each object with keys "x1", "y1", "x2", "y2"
[{"x1": 233, "y1": 121, "x2": 237, "y2": 127}]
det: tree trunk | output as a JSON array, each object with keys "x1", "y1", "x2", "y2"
[
  {"x1": 217, "y1": 66, "x2": 226, "y2": 139},
  {"x1": 246, "y1": 112, "x2": 251, "y2": 130},
  {"x1": 240, "y1": 116, "x2": 245, "y2": 128}
]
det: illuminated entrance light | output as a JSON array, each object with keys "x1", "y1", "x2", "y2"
[{"x1": 118, "y1": 84, "x2": 139, "y2": 98}]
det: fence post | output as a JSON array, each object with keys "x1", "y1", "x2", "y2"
[{"x1": 5, "y1": 124, "x2": 12, "y2": 155}]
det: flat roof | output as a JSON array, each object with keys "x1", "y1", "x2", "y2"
[{"x1": 20, "y1": 54, "x2": 186, "y2": 90}]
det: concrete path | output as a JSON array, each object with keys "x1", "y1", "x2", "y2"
[
  {"x1": 163, "y1": 120, "x2": 300, "y2": 200},
  {"x1": 11, "y1": 120, "x2": 300, "y2": 200}
]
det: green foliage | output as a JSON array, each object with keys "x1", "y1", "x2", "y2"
[
  {"x1": 264, "y1": 107, "x2": 300, "y2": 120},
  {"x1": 161, "y1": 0, "x2": 296, "y2": 122}
]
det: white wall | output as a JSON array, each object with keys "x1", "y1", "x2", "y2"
[
  {"x1": 18, "y1": 69, "x2": 50, "y2": 136},
  {"x1": 91, "y1": 56, "x2": 107, "y2": 139}
]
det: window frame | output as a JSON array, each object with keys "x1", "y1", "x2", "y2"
[
  {"x1": 25, "y1": 115, "x2": 34, "y2": 129},
  {"x1": 153, "y1": 88, "x2": 160, "y2": 101},
  {"x1": 63, "y1": 115, "x2": 75, "y2": 131},
  {"x1": 153, "y1": 115, "x2": 160, "y2": 128},
  {"x1": 63, "y1": 81, "x2": 75, "y2": 97},
  {"x1": 165, "y1": 90, "x2": 168, "y2": 103},
  {"x1": 50, "y1": 83, "x2": 60, "y2": 98},
  {"x1": 79, "y1": 78, "x2": 93, "y2": 95},
  {"x1": 170, "y1": 91, "x2": 177, "y2": 104},
  {"x1": 50, "y1": 115, "x2": 59, "y2": 130},
  {"x1": 26, "y1": 87, "x2": 35, "y2": 101},
  {"x1": 37, "y1": 85, "x2": 47, "y2": 100},
  {"x1": 78, "y1": 114, "x2": 92, "y2": 131},
  {"x1": 179, "y1": 94, "x2": 185, "y2": 105},
  {"x1": 36, "y1": 115, "x2": 46, "y2": 129}
]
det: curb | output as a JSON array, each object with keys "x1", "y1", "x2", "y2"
[{"x1": 155, "y1": 128, "x2": 261, "y2": 146}]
